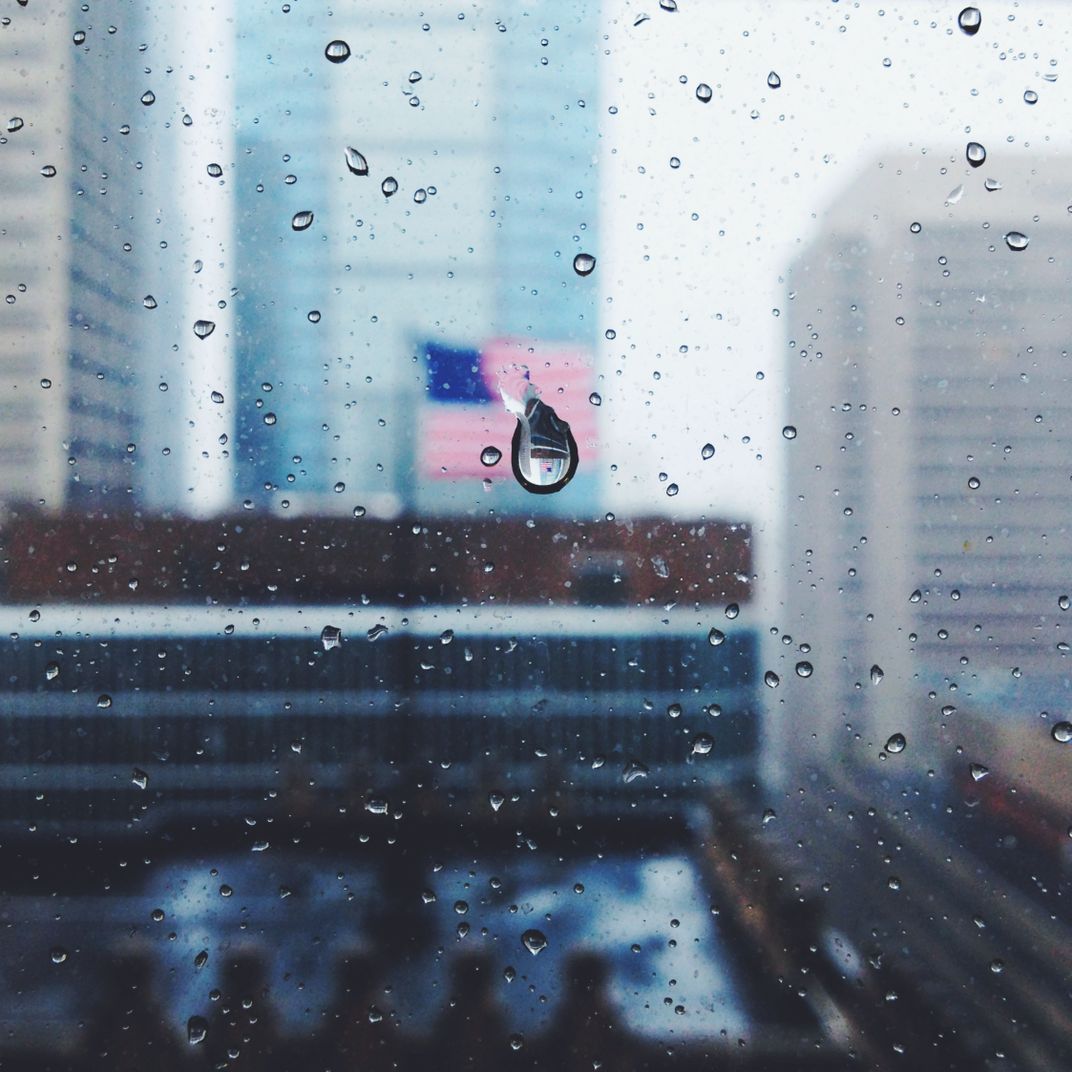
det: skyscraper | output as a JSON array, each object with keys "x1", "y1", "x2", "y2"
[
  {"x1": 781, "y1": 154, "x2": 1072, "y2": 774},
  {"x1": 232, "y1": 1, "x2": 601, "y2": 517}
]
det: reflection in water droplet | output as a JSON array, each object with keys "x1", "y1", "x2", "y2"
[
  {"x1": 521, "y1": 929, "x2": 548, "y2": 955},
  {"x1": 957, "y1": 6, "x2": 982, "y2": 34},
  {"x1": 325, "y1": 39, "x2": 351, "y2": 63},
  {"x1": 291, "y1": 210, "x2": 314, "y2": 231},
  {"x1": 1052, "y1": 721, "x2": 1072, "y2": 743},
  {"x1": 501, "y1": 372, "x2": 578, "y2": 495},
  {"x1": 885, "y1": 733, "x2": 906, "y2": 754},
  {"x1": 695, "y1": 83, "x2": 713, "y2": 103},
  {"x1": 381, "y1": 176, "x2": 398, "y2": 197},
  {"x1": 573, "y1": 252, "x2": 596, "y2": 276},
  {"x1": 690, "y1": 733, "x2": 714, "y2": 756},
  {"x1": 344, "y1": 146, "x2": 369, "y2": 175},
  {"x1": 966, "y1": 141, "x2": 986, "y2": 167},
  {"x1": 767, "y1": 70, "x2": 781, "y2": 89},
  {"x1": 1004, "y1": 230, "x2": 1029, "y2": 251},
  {"x1": 480, "y1": 445, "x2": 502, "y2": 467}
]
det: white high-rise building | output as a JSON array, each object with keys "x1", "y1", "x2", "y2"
[{"x1": 780, "y1": 154, "x2": 1072, "y2": 776}]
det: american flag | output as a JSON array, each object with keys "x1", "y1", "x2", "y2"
[{"x1": 419, "y1": 338, "x2": 597, "y2": 479}]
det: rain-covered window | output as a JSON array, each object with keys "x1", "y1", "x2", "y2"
[{"x1": 1, "y1": 2, "x2": 1069, "y2": 1069}]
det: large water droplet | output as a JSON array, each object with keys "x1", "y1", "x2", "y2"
[
  {"x1": 381, "y1": 176, "x2": 398, "y2": 197},
  {"x1": 763, "y1": 670, "x2": 780, "y2": 688},
  {"x1": 573, "y1": 252, "x2": 596, "y2": 276},
  {"x1": 521, "y1": 929, "x2": 548, "y2": 955},
  {"x1": 696, "y1": 83, "x2": 713, "y2": 103},
  {"x1": 966, "y1": 141, "x2": 986, "y2": 167},
  {"x1": 489, "y1": 791, "x2": 505, "y2": 812},
  {"x1": 1004, "y1": 230, "x2": 1029, "y2": 252},
  {"x1": 957, "y1": 6, "x2": 982, "y2": 34},
  {"x1": 795, "y1": 660, "x2": 813, "y2": 678},
  {"x1": 193, "y1": 319, "x2": 215, "y2": 340},
  {"x1": 870, "y1": 664, "x2": 884, "y2": 685},
  {"x1": 132, "y1": 768, "x2": 148, "y2": 790},
  {"x1": 622, "y1": 758, "x2": 649, "y2": 783},
  {"x1": 320, "y1": 625, "x2": 342, "y2": 650},
  {"x1": 707, "y1": 627, "x2": 725, "y2": 646},
  {"x1": 767, "y1": 70, "x2": 781, "y2": 89},
  {"x1": 367, "y1": 623, "x2": 389, "y2": 641},
  {"x1": 701, "y1": 442, "x2": 715, "y2": 459},
  {"x1": 502, "y1": 374, "x2": 578, "y2": 494},
  {"x1": 969, "y1": 762, "x2": 990, "y2": 782},
  {"x1": 140, "y1": 90, "x2": 155, "y2": 106},
  {"x1": 187, "y1": 1016, "x2": 208, "y2": 1045},
  {"x1": 1051, "y1": 721, "x2": 1072, "y2": 743},
  {"x1": 480, "y1": 445, "x2": 502, "y2": 467},
  {"x1": 782, "y1": 425, "x2": 797, "y2": 440},
  {"x1": 690, "y1": 733, "x2": 714, "y2": 756},
  {"x1": 291, "y1": 210, "x2": 314, "y2": 231},
  {"x1": 324, "y1": 39, "x2": 351, "y2": 63},
  {"x1": 45, "y1": 662, "x2": 60, "y2": 681},
  {"x1": 1024, "y1": 89, "x2": 1039, "y2": 105},
  {"x1": 50, "y1": 947, "x2": 68, "y2": 965},
  {"x1": 885, "y1": 733, "x2": 906, "y2": 754},
  {"x1": 344, "y1": 146, "x2": 369, "y2": 175}
]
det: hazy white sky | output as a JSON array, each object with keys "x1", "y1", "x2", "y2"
[{"x1": 598, "y1": 0, "x2": 1072, "y2": 549}]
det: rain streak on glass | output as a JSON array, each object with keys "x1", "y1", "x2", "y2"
[{"x1": 958, "y1": 6, "x2": 982, "y2": 34}]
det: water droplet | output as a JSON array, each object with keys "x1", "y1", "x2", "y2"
[
  {"x1": 50, "y1": 947, "x2": 68, "y2": 965},
  {"x1": 367, "y1": 623, "x2": 389, "y2": 642},
  {"x1": 489, "y1": 791, "x2": 505, "y2": 812},
  {"x1": 521, "y1": 929, "x2": 548, "y2": 956},
  {"x1": 767, "y1": 70, "x2": 781, "y2": 89},
  {"x1": 957, "y1": 6, "x2": 982, "y2": 35},
  {"x1": 887, "y1": 875, "x2": 901, "y2": 891},
  {"x1": 885, "y1": 733, "x2": 906, "y2": 754},
  {"x1": 381, "y1": 176, "x2": 398, "y2": 197},
  {"x1": 262, "y1": 411, "x2": 277, "y2": 425},
  {"x1": 762, "y1": 808, "x2": 777, "y2": 825},
  {"x1": 622, "y1": 758, "x2": 649, "y2": 783},
  {"x1": 1024, "y1": 89, "x2": 1038, "y2": 105},
  {"x1": 7, "y1": 117, "x2": 24, "y2": 133},
  {"x1": 1052, "y1": 721, "x2": 1072, "y2": 743},
  {"x1": 588, "y1": 391, "x2": 602, "y2": 406},
  {"x1": 210, "y1": 390, "x2": 224, "y2": 404},
  {"x1": 194, "y1": 950, "x2": 208, "y2": 970},
  {"x1": 984, "y1": 177, "x2": 1002, "y2": 192},
  {"x1": 40, "y1": 165, "x2": 56, "y2": 178},
  {"x1": 966, "y1": 141, "x2": 986, "y2": 167},
  {"x1": 782, "y1": 425, "x2": 797, "y2": 440},
  {"x1": 701, "y1": 442, "x2": 715, "y2": 459},
  {"x1": 909, "y1": 589, "x2": 922, "y2": 603},
  {"x1": 509, "y1": 1034, "x2": 524, "y2": 1051},
  {"x1": 505, "y1": 381, "x2": 579, "y2": 495},
  {"x1": 45, "y1": 662, "x2": 60, "y2": 681},
  {"x1": 140, "y1": 90, "x2": 155, "y2": 106},
  {"x1": 1060, "y1": 594, "x2": 1070, "y2": 610},
  {"x1": 795, "y1": 660, "x2": 813, "y2": 678},
  {"x1": 910, "y1": 221, "x2": 922, "y2": 234},
  {"x1": 142, "y1": 295, "x2": 157, "y2": 309},
  {"x1": 187, "y1": 1016, "x2": 208, "y2": 1045},
  {"x1": 695, "y1": 83, "x2": 713, "y2": 103},
  {"x1": 206, "y1": 162, "x2": 223, "y2": 178},
  {"x1": 480, "y1": 445, "x2": 502, "y2": 467},
  {"x1": 39, "y1": 378, "x2": 51, "y2": 390},
  {"x1": 690, "y1": 733, "x2": 714, "y2": 756},
  {"x1": 969, "y1": 762, "x2": 989, "y2": 782},
  {"x1": 725, "y1": 603, "x2": 740, "y2": 619},
  {"x1": 413, "y1": 188, "x2": 427, "y2": 204},
  {"x1": 132, "y1": 768, "x2": 148, "y2": 789},
  {"x1": 660, "y1": 0, "x2": 677, "y2": 10},
  {"x1": 633, "y1": 12, "x2": 650, "y2": 26},
  {"x1": 665, "y1": 483, "x2": 679, "y2": 497},
  {"x1": 96, "y1": 694, "x2": 112, "y2": 709},
  {"x1": 325, "y1": 39, "x2": 351, "y2": 63},
  {"x1": 573, "y1": 252, "x2": 596, "y2": 276},
  {"x1": 193, "y1": 319, "x2": 216, "y2": 340},
  {"x1": 344, "y1": 146, "x2": 369, "y2": 175},
  {"x1": 1004, "y1": 231, "x2": 1029, "y2": 252},
  {"x1": 708, "y1": 627, "x2": 725, "y2": 646},
  {"x1": 870, "y1": 664, "x2": 884, "y2": 685},
  {"x1": 320, "y1": 625, "x2": 342, "y2": 650},
  {"x1": 291, "y1": 210, "x2": 314, "y2": 231},
  {"x1": 764, "y1": 670, "x2": 780, "y2": 688}
]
